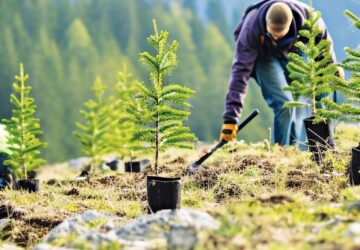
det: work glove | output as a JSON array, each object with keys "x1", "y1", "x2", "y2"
[{"x1": 220, "y1": 123, "x2": 238, "y2": 142}]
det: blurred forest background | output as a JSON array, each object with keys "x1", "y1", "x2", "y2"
[{"x1": 0, "y1": 0, "x2": 359, "y2": 163}]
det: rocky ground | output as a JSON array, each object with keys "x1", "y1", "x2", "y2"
[{"x1": 0, "y1": 124, "x2": 360, "y2": 249}]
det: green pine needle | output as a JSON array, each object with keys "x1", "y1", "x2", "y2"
[
  {"x1": 2, "y1": 64, "x2": 47, "y2": 179},
  {"x1": 125, "y1": 20, "x2": 197, "y2": 175}
]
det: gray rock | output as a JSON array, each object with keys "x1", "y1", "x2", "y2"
[
  {"x1": 349, "y1": 201, "x2": 360, "y2": 213},
  {"x1": 0, "y1": 243, "x2": 23, "y2": 250},
  {"x1": 113, "y1": 209, "x2": 220, "y2": 250},
  {"x1": 68, "y1": 157, "x2": 91, "y2": 169},
  {"x1": 44, "y1": 210, "x2": 113, "y2": 241},
  {"x1": 33, "y1": 244, "x2": 76, "y2": 250},
  {"x1": 345, "y1": 222, "x2": 360, "y2": 236},
  {"x1": 167, "y1": 225, "x2": 198, "y2": 250},
  {"x1": 37, "y1": 209, "x2": 219, "y2": 250},
  {"x1": 0, "y1": 219, "x2": 10, "y2": 231},
  {"x1": 115, "y1": 209, "x2": 219, "y2": 241}
]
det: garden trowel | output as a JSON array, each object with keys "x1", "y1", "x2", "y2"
[{"x1": 186, "y1": 109, "x2": 260, "y2": 175}]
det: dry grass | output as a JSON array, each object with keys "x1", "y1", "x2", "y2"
[{"x1": 0, "y1": 124, "x2": 357, "y2": 248}]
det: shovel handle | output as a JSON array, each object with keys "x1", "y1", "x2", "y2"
[
  {"x1": 194, "y1": 109, "x2": 260, "y2": 166},
  {"x1": 237, "y1": 109, "x2": 260, "y2": 132}
]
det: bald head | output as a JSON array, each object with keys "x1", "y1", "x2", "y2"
[{"x1": 266, "y1": 2, "x2": 293, "y2": 40}]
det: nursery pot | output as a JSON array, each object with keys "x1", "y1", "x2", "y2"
[
  {"x1": 350, "y1": 146, "x2": 360, "y2": 185},
  {"x1": 304, "y1": 117, "x2": 333, "y2": 164},
  {"x1": 125, "y1": 159, "x2": 150, "y2": 173},
  {"x1": 0, "y1": 153, "x2": 17, "y2": 190},
  {"x1": 17, "y1": 179, "x2": 40, "y2": 192},
  {"x1": 147, "y1": 176, "x2": 181, "y2": 213}
]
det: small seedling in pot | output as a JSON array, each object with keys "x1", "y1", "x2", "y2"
[
  {"x1": 74, "y1": 77, "x2": 116, "y2": 177},
  {"x1": 283, "y1": 2, "x2": 341, "y2": 163},
  {"x1": 125, "y1": 20, "x2": 197, "y2": 212},
  {"x1": 125, "y1": 19, "x2": 197, "y2": 175},
  {"x1": 319, "y1": 10, "x2": 360, "y2": 121},
  {"x1": 318, "y1": 10, "x2": 360, "y2": 184},
  {"x1": 111, "y1": 64, "x2": 147, "y2": 172},
  {"x1": 2, "y1": 64, "x2": 47, "y2": 192}
]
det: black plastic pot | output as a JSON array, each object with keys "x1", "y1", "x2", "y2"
[
  {"x1": 0, "y1": 153, "x2": 17, "y2": 190},
  {"x1": 125, "y1": 159, "x2": 150, "y2": 173},
  {"x1": 350, "y1": 146, "x2": 360, "y2": 185},
  {"x1": 147, "y1": 176, "x2": 181, "y2": 213},
  {"x1": 304, "y1": 117, "x2": 333, "y2": 164},
  {"x1": 17, "y1": 179, "x2": 40, "y2": 192}
]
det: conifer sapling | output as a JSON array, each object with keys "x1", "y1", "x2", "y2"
[
  {"x1": 111, "y1": 65, "x2": 143, "y2": 159},
  {"x1": 74, "y1": 77, "x2": 116, "y2": 172},
  {"x1": 284, "y1": 2, "x2": 339, "y2": 123},
  {"x1": 125, "y1": 20, "x2": 197, "y2": 175},
  {"x1": 318, "y1": 10, "x2": 360, "y2": 121},
  {"x1": 2, "y1": 64, "x2": 47, "y2": 179}
]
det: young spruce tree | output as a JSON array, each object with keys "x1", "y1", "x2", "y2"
[
  {"x1": 125, "y1": 20, "x2": 197, "y2": 175},
  {"x1": 284, "y1": 2, "x2": 339, "y2": 122},
  {"x1": 318, "y1": 10, "x2": 360, "y2": 120},
  {"x1": 74, "y1": 77, "x2": 116, "y2": 172},
  {"x1": 111, "y1": 64, "x2": 142, "y2": 159},
  {"x1": 2, "y1": 64, "x2": 47, "y2": 179}
]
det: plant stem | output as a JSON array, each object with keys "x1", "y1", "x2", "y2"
[
  {"x1": 312, "y1": 86, "x2": 316, "y2": 117},
  {"x1": 155, "y1": 118, "x2": 159, "y2": 176},
  {"x1": 20, "y1": 65, "x2": 27, "y2": 180}
]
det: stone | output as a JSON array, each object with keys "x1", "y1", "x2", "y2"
[
  {"x1": 36, "y1": 209, "x2": 219, "y2": 250},
  {"x1": 0, "y1": 219, "x2": 10, "y2": 231},
  {"x1": 0, "y1": 243, "x2": 23, "y2": 250},
  {"x1": 113, "y1": 209, "x2": 219, "y2": 250},
  {"x1": 349, "y1": 201, "x2": 360, "y2": 213},
  {"x1": 345, "y1": 222, "x2": 360, "y2": 236},
  {"x1": 33, "y1": 244, "x2": 76, "y2": 250},
  {"x1": 68, "y1": 157, "x2": 91, "y2": 169}
]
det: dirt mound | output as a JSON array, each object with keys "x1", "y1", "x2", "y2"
[
  {"x1": 9, "y1": 215, "x2": 64, "y2": 247},
  {"x1": 259, "y1": 194, "x2": 295, "y2": 204},
  {"x1": 0, "y1": 202, "x2": 26, "y2": 220},
  {"x1": 194, "y1": 155, "x2": 277, "y2": 190},
  {"x1": 65, "y1": 188, "x2": 80, "y2": 196}
]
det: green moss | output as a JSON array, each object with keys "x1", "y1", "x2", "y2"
[{"x1": 83, "y1": 218, "x2": 109, "y2": 229}]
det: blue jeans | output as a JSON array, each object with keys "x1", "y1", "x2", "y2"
[{"x1": 255, "y1": 56, "x2": 310, "y2": 149}]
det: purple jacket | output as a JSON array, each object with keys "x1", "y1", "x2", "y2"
[{"x1": 223, "y1": 0, "x2": 337, "y2": 124}]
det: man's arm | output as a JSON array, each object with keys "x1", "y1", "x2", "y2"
[{"x1": 223, "y1": 27, "x2": 259, "y2": 124}]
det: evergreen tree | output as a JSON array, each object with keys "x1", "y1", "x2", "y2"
[
  {"x1": 65, "y1": 17, "x2": 99, "y2": 160},
  {"x1": 125, "y1": 20, "x2": 197, "y2": 175},
  {"x1": 0, "y1": 27, "x2": 18, "y2": 118},
  {"x1": 195, "y1": 24, "x2": 232, "y2": 140},
  {"x1": 182, "y1": 0, "x2": 205, "y2": 47},
  {"x1": 318, "y1": 10, "x2": 360, "y2": 120},
  {"x1": 30, "y1": 28, "x2": 67, "y2": 162},
  {"x1": 206, "y1": 0, "x2": 232, "y2": 42},
  {"x1": 111, "y1": 64, "x2": 142, "y2": 159},
  {"x1": 283, "y1": 3, "x2": 339, "y2": 122},
  {"x1": 74, "y1": 77, "x2": 116, "y2": 172},
  {"x1": 2, "y1": 64, "x2": 47, "y2": 179},
  {"x1": 0, "y1": 0, "x2": 280, "y2": 163}
]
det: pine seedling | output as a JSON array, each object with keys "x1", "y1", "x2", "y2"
[
  {"x1": 111, "y1": 64, "x2": 143, "y2": 159},
  {"x1": 2, "y1": 64, "x2": 47, "y2": 179},
  {"x1": 318, "y1": 10, "x2": 360, "y2": 120},
  {"x1": 74, "y1": 77, "x2": 116, "y2": 172},
  {"x1": 283, "y1": 4, "x2": 339, "y2": 122},
  {"x1": 125, "y1": 20, "x2": 197, "y2": 175}
]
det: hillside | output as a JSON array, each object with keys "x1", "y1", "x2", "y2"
[{"x1": 0, "y1": 124, "x2": 359, "y2": 249}]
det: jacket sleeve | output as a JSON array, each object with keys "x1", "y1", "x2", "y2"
[{"x1": 223, "y1": 23, "x2": 259, "y2": 124}]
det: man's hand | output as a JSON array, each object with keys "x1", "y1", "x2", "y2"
[{"x1": 220, "y1": 123, "x2": 238, "y2": 142}]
